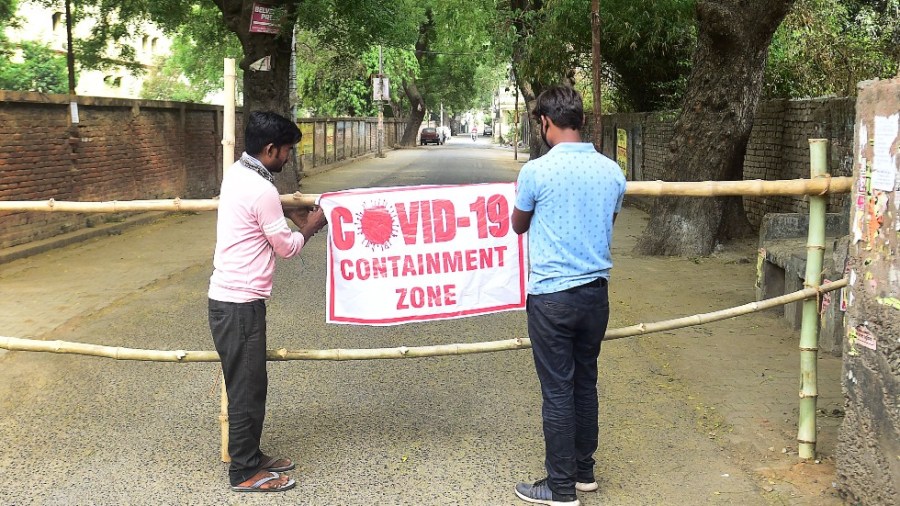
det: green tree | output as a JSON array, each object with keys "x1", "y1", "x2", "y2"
[
  {"x1": 765, "y1": 0, "x2": 900, "y2": 98},
  {"x1": 502, "y1": 0, "x2": 696, "y2": 158},
  {"x1": 0, "y1": 42, "x2": 69, "y2": 94},
  {"x1": 0, "y1": 0, "x2": 68, "y2": 93},
  {"x1": 0, "y1": 0, "x2": 13, "y2": 21},
  {"x1": 294, "y1": 32, "x2": 417, "y2": 117},
  {"x1": 141, "y1": 4, "x2": 243, "y2": 103},
  {"x1": 32, "y1": 0, "x2": 421, "y2": 190},
  {"x1": 636, "y1": 0, "x2": 797, "y2": 257}
]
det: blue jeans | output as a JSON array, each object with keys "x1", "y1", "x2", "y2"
[{"x1": 526, "y1": 279, "x2": 610, "y2": 496}]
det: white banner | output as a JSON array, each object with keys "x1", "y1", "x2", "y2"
[{"x1": 319, "y1": 183, "x2": 526, "y2": 325}]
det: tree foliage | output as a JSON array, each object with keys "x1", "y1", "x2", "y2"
[
  {"x1": 140, "y1": 4, "x2": 243, "y2": 103},
  {"x1": 765, "y1": 0, "x2": 900, "y2": 98},
  {"x1": 0, "y1": 0, "x2": 68, "y2": 93},
  {"x1": 418, "y1": 0, "x2": 500, "y2": 113},
  {"x1": 0, "y1": 42, "x2": 68, "y2": 93},
  {"x1": 501, "y1": 0, "x2": 696, "y2": 114},
  {"x1": 295, "y1": 32, "x2": 418, "y2": 117},
  {"x1": 635, "y1": 0, "x2": 797, "y2": 257}
]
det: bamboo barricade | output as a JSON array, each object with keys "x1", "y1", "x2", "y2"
[
  {"x1": 0, "y1": 278, "x2": 848, "y2": 362},
  {"x1": 798, "y1": 140, "x2": 828, "y2": 459},
  {"x1": 0, "y1": 177, "x2": 853, "y2": 214},
  {"x1": 0, "y1": 278, "x2": 849, "y2": 463},
  {"x1": 222, "y1": 58, "x2": 236, "y2": 176},
  {"x1": 0, "y1": 162, "x2": 855, "y2": 463}
]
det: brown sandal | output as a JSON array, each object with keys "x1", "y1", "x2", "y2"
[
  {"x1": 260, "y1": 454, "x2": 295, "y2": 472},
  {"x1": 231, "y1": 471, "x2": 295, "y2": 493}
]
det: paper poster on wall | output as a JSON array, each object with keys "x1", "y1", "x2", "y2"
[
  {"x1": 848, "y1": 325, "x2": 877, "y2": 351},
  {"x1": 755, "y1": 248, "x2": 765, "y2": 289},
  {"x1": 320, "y1": 183, "x2": 526, "y2": 326},
  {"x1": 871, "y1": 114, "x2": 898, "y2": 191}
]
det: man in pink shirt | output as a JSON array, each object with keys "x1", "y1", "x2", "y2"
[{"x1": 208, "y1": 111, "x2": 327, "y2": 493}]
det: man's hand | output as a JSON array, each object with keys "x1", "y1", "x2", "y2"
[
  {"x1": 298, "y1": 206, "x2": 327, "y2": 242},
  {"x1": 285, "y1": 207, "x2": 309, "y2": 228}
]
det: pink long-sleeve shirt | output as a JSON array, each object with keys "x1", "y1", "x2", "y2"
[{"x1": 208, "y1": 160, "x2": 305, "y2": 303}]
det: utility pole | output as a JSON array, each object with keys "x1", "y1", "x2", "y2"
[
  {"x1": 376, "y1": 45, "x2": 386, "y2": 158},
  {"x1": 590, "y1": 0, "x2": 603, "y2": 151},
  {"x1": 514, "y1": 89, "x2": 519, "y2": 161},
  {"x1": 64, "y1": 0, "x2": 78, "y2": 126},
  {"x1": 511, "y1": 69, "x2": 518, "y2": 161}
]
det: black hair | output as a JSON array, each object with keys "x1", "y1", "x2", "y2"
[
  {"x1": 530, "y1": 86, "x2": 584, "y2": 130},
  {"x1": 244, "y1": 111, "x2": 302, "y2": 156}
]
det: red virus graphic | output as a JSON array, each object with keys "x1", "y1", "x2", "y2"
[{"x1": 356, "y1": 201, "x2": 398, "y2": 250}]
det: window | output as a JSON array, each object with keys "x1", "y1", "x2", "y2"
[{"x1": 52, "y1": 12, "x2": 64, "y2": 32}]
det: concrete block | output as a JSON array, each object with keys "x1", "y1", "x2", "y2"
[{"x1": 784, "y1": 269, "x2": 805, "y2": 330}]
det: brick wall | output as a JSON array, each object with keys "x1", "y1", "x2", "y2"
[
  {"x1": 0, "y1": 92, "x2": 226, "y2": 249},
  {"x1": 0, "y1": 91, "x2": 404, "y2": 250},
  {"x1": 598, "y1": 97, "x2": 855, "y2": 229}
]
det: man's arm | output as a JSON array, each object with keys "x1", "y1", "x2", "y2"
[
  {"x1": 511, "y1": 207, "x2": 533, "y2": 235},
  {"x1": 285, "y1": 207, "x2": 327, "y2": 243}
]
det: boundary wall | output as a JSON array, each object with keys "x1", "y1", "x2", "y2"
[
  {"x1": 836, "y1": 77, "x2": 900, "y2": 505},
  {"x1": 593, "y1": 97, "x2": 855, "y2": 228},
  {"x1": 0, "y1": 91, "x2": 405, "y2": 250}
]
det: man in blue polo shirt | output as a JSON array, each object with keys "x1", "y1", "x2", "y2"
[{"x1": 511, "y1": 85, "x2": 626, "y2": 506}]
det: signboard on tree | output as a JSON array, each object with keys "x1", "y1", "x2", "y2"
[
  {"x1": 319, "y1": 184, "x2": 526, "y2": 325},
  {"x1": 249, "y1": 2, "x2": 283, "y2": 34}
]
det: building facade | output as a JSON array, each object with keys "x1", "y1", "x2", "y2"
[{"x1": 5, "y1": 1, "x2": 171, "y2": 99}]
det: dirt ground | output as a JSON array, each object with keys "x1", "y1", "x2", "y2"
[
  {"x1": 607, "y1": 210, "x2": 846, "y2": 505},
  {"x1": 0, "y1": 144, "x2": 848, "y2": 504}
]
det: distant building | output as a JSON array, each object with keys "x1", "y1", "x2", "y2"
[{"x1": 4, "y1": 1, "x2": 172, "y2": 98}]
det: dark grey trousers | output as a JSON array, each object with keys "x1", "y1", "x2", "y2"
[
  {"x1": 526, "y1": 279, "x2": 610, "y2": 496},
  {"x1": 209, "y1": 298, "x2": 268, "y2": 486}
]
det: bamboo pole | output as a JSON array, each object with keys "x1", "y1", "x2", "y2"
[
  {"x1": 222, "y1": 58, "x2": 236, "y2": 175},
  {"x1": 219, "y1": 371, "x2": 230, "y2": 463},
  {"x1": 0, "y1": 278, "x2": 847, "y2": 362},
  {"x1": 798, "y1": 139, "x2": 828, "y2": 459},
  {"x1": 0, "y1": 193, "x2": 317, "y2": 213},
  {"x1": 0, "y1": 178, "x2": 853, "y2": 214},
  {"x1": 625, "y1": 177, "x2": 851, "y2": 197}
]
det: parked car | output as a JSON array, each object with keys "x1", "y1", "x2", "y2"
[
  {"x1": 420, "y1": 127, "x2": 442, "y2": 145},
  {"x1": 483, "y1": 125, "x2": 493, "y2": 136}
]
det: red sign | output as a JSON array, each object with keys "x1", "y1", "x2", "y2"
[{"x1": 249, "y1": 2, "x2": 281, "y2": 34}]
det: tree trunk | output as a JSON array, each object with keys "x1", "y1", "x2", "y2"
[
  {"x1": 214, "y1": 0, "x2": 301, "y2": 193},
  {"x1": 516, "y1": 77, "x2": 547, "y2": 160},
  {"x1": 635, "y1": 0, "x2": 795, "y2": 257},
  {"x1": 400, "y1": 80, "x2": 426, "y2": 146},
  {"x1": 398, "y1": 10, "x2": 433, "y2": 147}
]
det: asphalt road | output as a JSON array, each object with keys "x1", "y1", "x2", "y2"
[{"x1": 0, "y1": 137, "x2": 840, "y2": 505}]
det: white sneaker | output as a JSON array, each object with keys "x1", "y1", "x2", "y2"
[{"x1": 575, "y1": 481, "x2": 599, "y2": 492}]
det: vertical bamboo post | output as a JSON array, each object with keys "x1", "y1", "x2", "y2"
[
  {"x1": 222, "y1": 58, "x2": 236, "y2": 174},
  {"x1": 219, "y1": 371, "x2": 230, "y2": 463},
  {"x1": 798, "y1": 139, "x2": 827, "y2": 459}
]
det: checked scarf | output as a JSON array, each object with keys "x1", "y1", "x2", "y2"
[{"x1": 239, "y1": 152, "x2": 275, "y2": 186}]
